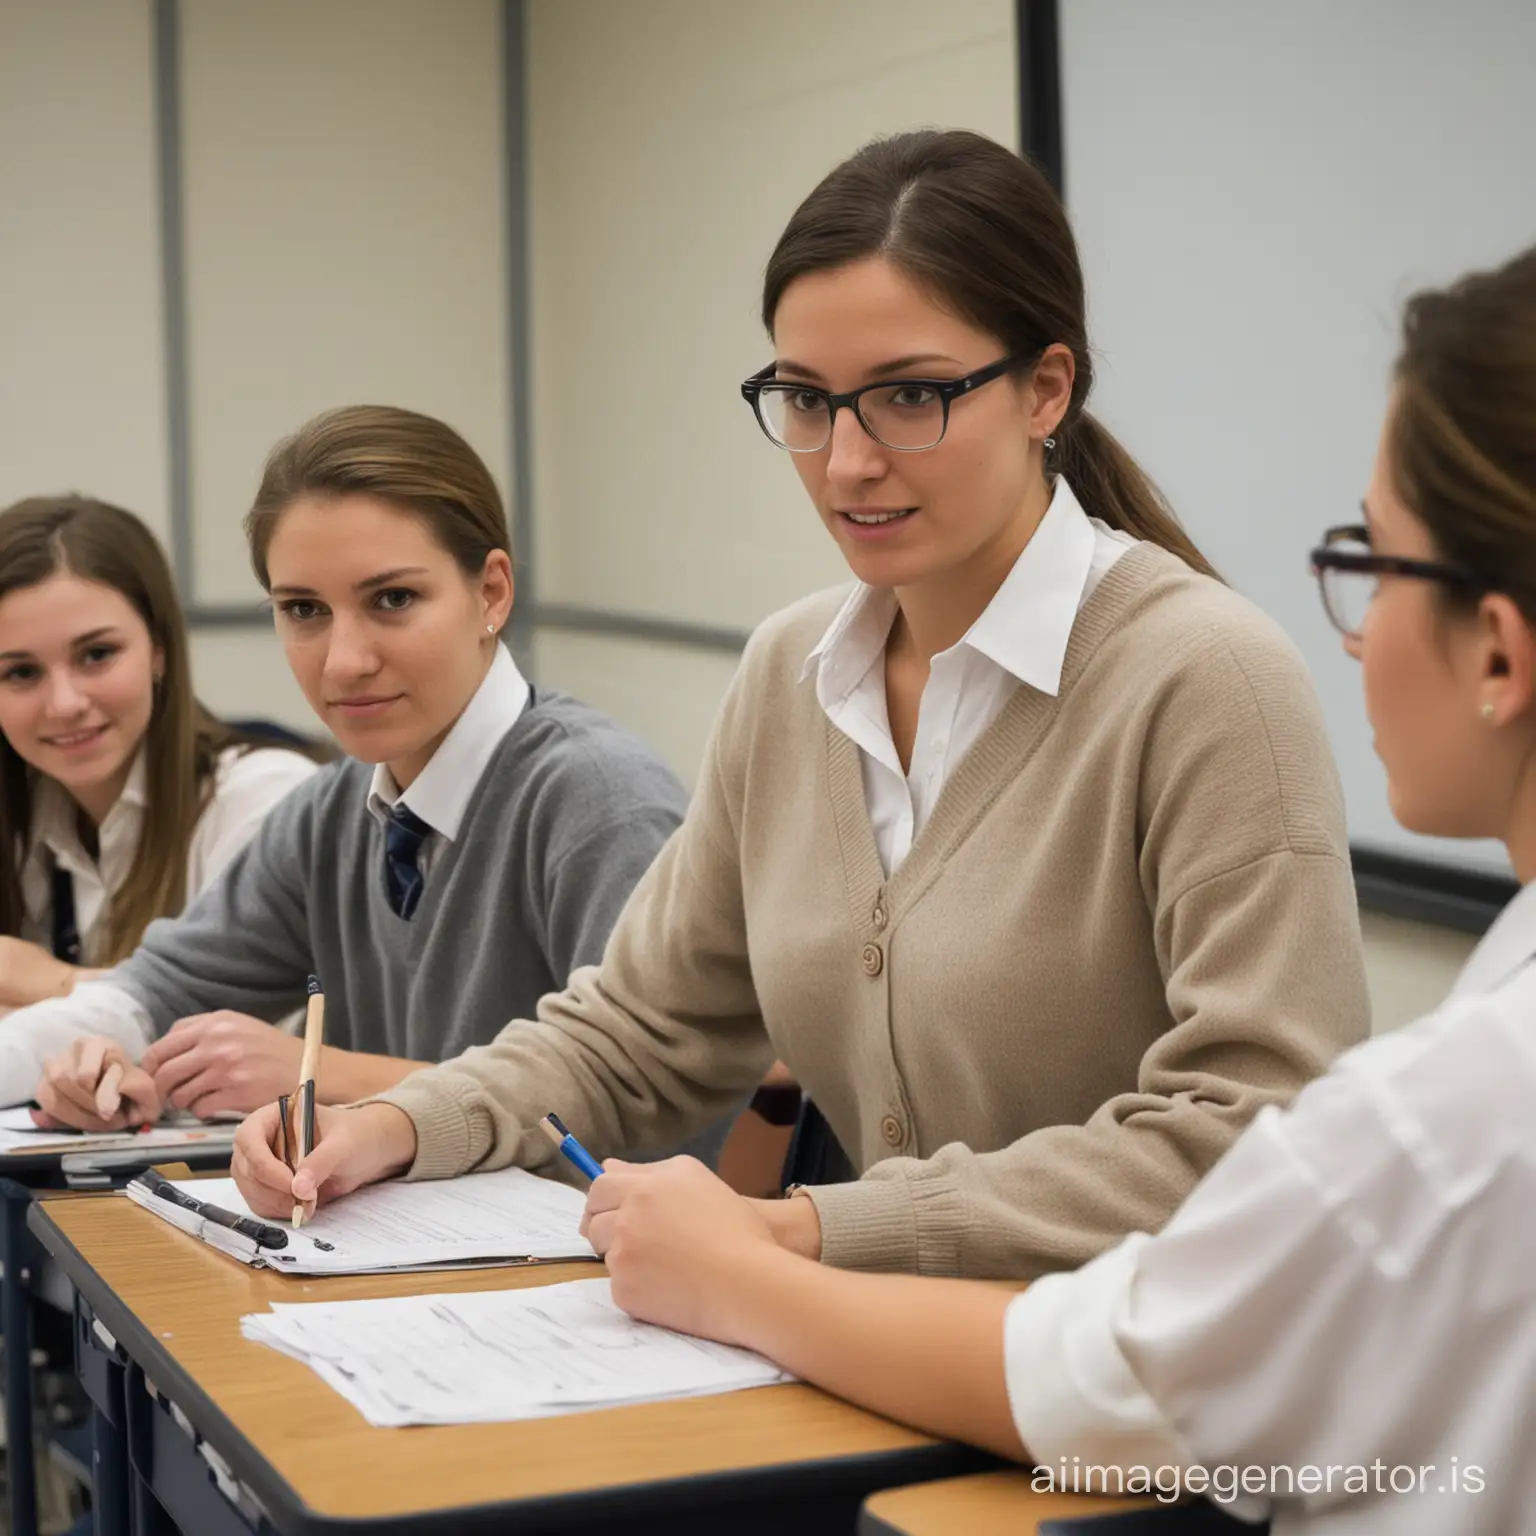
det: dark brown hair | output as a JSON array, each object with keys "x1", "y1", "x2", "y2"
[
  {"x1": 762, "y1": 129, "x2": 1217, "y2": 578},
  {"x1": 1391, "y1": 246, "x2": 1536, "y2": 617},
  {"x1": 0, "y1": 497, "x2": 267, "y2": 960},
  {"x1": 245, "y1": 404, "x2": 511, "y2": 589}
]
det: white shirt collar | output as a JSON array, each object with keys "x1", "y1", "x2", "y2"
[
  {"x1": 27, "y1": 747, "x2": 148, "y2": 876},
  {"x1": 1447, "y1": 875, "x2": 1536, "y2": 1001},
  {"x1": 366, "y1": 644, "x2": 530, "y2": 841},
  {"x1": 799, "y1": 477, "x2": 1098, "y2": 699}
]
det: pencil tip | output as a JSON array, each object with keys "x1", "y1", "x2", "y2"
[{"x1": 307, "y1": 975, "x2": 322, "y2": 996}]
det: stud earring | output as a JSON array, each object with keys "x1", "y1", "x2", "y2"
[
  {"x1": 487, "y1": 624, "x2": 497, "y2": 635},
  {"x1": 1043, "y1": 436, "x2": 1057, "y2": 452},
  {"x1": 1482, "y1": 702, "x2": 1497, "y2": 721}
]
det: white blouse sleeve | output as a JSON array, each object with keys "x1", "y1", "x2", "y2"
[
  {"x1": 0, "y1": 982, "x2": 155, "y2": 1107},
  {"x1": 1004, "y1": 977, "x2": 1536, "y2": 1504},
  {"x1": 185, "y1": 747, "x2": 319, "y2": 897}
]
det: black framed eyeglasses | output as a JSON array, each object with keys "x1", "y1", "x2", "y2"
[
  {"x1": 1309, "y1": 522, "x2": 1482, "y2": 639},
  {"x1": 740, "y1": 354, "x2": 1022, "y2": 453}
]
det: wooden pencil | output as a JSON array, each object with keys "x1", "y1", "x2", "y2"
[{"x1": 293, "y1": 975, "x2": 325, "y2": 1227}]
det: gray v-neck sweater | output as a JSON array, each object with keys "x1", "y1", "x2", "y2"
[{"x1": 109, "y1": 688, "x2": 688, "y2": 1064}]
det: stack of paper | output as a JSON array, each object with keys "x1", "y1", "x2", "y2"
[
  {"x1": 241, "y1": 1277, "x2": 792, "y2": 1425},
  {"x1": 0, "y1": 1104, "x2": 235, "y2": 1157},
  {"x1": 126, "y1": 1168, "x2": 598, "y2": 1273}
]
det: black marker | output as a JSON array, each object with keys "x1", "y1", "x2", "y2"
[{"x1": 133, "y1": 1170, "x2": 289, "y2": 1250}]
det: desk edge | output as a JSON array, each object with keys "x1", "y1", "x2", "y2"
[{"x1": 29, "y1": 1199, "x2": 989, "y2": 1535}]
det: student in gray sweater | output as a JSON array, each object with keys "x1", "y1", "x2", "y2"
[{"x1": 10, "y1": 406, "x2": 700, "y2": 1152}]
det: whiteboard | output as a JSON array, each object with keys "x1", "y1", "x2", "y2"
[{"x1": 1059, "y1": 0, "x2": 1536, "y2": 876}]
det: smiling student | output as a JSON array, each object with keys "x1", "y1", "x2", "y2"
[
  {"x1": 0, "y1": 496, "x2": 316, "y2": 1025},
  {"x1": 234, "y1": 131, "x2": 1367, "y2": 1278},
  {"x1": 568, "y1": 245, "x2": 1536, "y2": 1536},
  {"x1": 12, "y1": 406, "x2": 694, "y2": 1132}
]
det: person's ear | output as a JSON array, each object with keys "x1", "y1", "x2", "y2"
[
  {"x1": 480, "y1": 550, "x2": 514, "y2": 637},
  {"x1": 1025, "y1": 343, "x2": 1076, "y2": 443},
  {"x1": 1473, "y1": 592, "x2": 1536, "y2": 727}
]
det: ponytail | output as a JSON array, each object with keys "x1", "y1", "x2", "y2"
[{"x1": 1056, "y1": 412, "x2": 1220, "y2": 580}]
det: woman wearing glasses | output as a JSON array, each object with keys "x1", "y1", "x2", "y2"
[
  {"x1": 234, "y1": 131, "x2": 1367, "y2": 1281},
  {"x1": 578, "y1": 248, "x2": 1536, "y2": 1532}
]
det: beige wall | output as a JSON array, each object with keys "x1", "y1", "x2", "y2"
[
  {"x1": 179, "y1": 0, "x2": 509, "y2": 609},
  {"x1": 0, "y1": 0, "x2": 508, "y2": 733},
  {"x1": 1359, "y1": 910, "x2": 1476, "y2": 1035},
  {"x1": 525, "y1": 0, "x2": 1017, "y2": 760},
  {"x1": 0, "y1": 0, "x2": 1486, "y2": 1032},
  {"x1": 0, "y1": 0, "x2": 169, "y2": 535}
]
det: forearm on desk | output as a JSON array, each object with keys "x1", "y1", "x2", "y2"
[
  {"x1": 320, "y1": 1046, "x2": 428, "y2": 1104},
  {"x1": 726, "y1": 1248, "x2": 1025, "y2": 1461}
]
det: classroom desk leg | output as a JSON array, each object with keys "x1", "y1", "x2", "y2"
[
  {"x1": 91, "y1": 1397, "x2": 131, "y2": 1536},
  {"x1": 2, "y1": 1178, "x2": 40, "y2": 1536}
]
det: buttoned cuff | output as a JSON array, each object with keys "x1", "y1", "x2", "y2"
[
  {"x1": 1004, "y1": 1233, "x2": 1190, "y2": 1468},
  {"x1": 363, "y1": 1072, "x2": 492, "y2": 1182},
  {"x1": 804, "y1": 1169, "x2": 967, "y2": 1273}
]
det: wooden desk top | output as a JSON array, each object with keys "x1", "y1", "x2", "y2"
[
  {"x1": 862, "y1": 1471, "x2": 1159, "y2": 1533},
  {"x1": 33, "y1": 1194, "x2": 974, "y2": 1530}
]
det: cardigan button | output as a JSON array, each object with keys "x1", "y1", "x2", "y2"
[
  {"x1": 880, "y1": 1113, "x2": 904, "y2": 1147},
  {"x1": 872, "y1": 904, "x2": 887, "y2": 930},
  {"x1": 860, "y1": 942, "x2": 884, "y2": 976}
]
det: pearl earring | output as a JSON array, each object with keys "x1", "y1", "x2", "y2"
[{"x1": 1482, "y1": 702, "x2": 1497, "y2": 721}]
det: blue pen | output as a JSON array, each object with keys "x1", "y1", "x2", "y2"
[{"x1": 538, "y1": 1112, "x2": 603, "y2": 1181}]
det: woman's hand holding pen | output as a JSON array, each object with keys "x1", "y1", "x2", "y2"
[
  {"x1": 582, "y1": 1156, "x2": 794, "y2": 1347},
  {"x1": 34, "y1": 1036, "x2": 161, "y2": 1131},
  {"x1": 141, "y1": 1012, "x2": 303, "y2": 1118},
  {"x1": 232, "y1": 1101, "x2": 417, "y2": 1221}
]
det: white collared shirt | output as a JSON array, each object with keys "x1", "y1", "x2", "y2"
[
  {"x1": 1002, "y1": 877, "x2": 1536, "y2": 1534},
  {"x1": 19, "y1": 745, "x2": 317, "y2": 965},
  {"x1": 801, "y1": 479, "x2": 1136, "y2": 874},
  {"x1": 365, "y1": 642, "x2": 530, "y2": 882}
]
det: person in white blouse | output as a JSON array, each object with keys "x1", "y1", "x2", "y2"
[
  {"x1": 578, "y1": 246, "x2": 1536, "y2": 1531},
  {"x1": 0, "y1": 495, "x2": 317, "y2": 1018}
]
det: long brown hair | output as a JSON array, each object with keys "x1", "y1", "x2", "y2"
[
  {"x1": 244, "y1": 404, "x2": 512, "y2": 589},
  {"x1": 762, "y1": 129, "x2": 1218, "y2": 578},
  {"x1": 0, "y1": 497, "x2": 260, "y2": 961},
  {"x1": 1391, "y1": 246, "x2": 1536, "y2": 615}
]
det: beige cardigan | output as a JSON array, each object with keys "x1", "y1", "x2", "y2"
[{"x1": 379, "y1": 545, "x2": 1370, "y2": 1278}]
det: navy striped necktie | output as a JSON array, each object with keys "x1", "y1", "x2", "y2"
[{"x1": 383, "y1": 803, "x2": 433, "y2": 920}]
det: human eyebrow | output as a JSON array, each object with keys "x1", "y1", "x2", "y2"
[
  {"x1": 771, "y1": 353, "x2": 963, "y2": 384},
  {"x1": 354, "y1": 567, "x2": 429, "y2": 593},
  {"x1": 864, "y1": 353, "x2": 964, "y2": 379},
  {"x1": 0, "y1": 628, "x2": 123, "y2": 661},
  {"x1": 268, "y1": 568, "x2": 430, "y2": 600}
]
